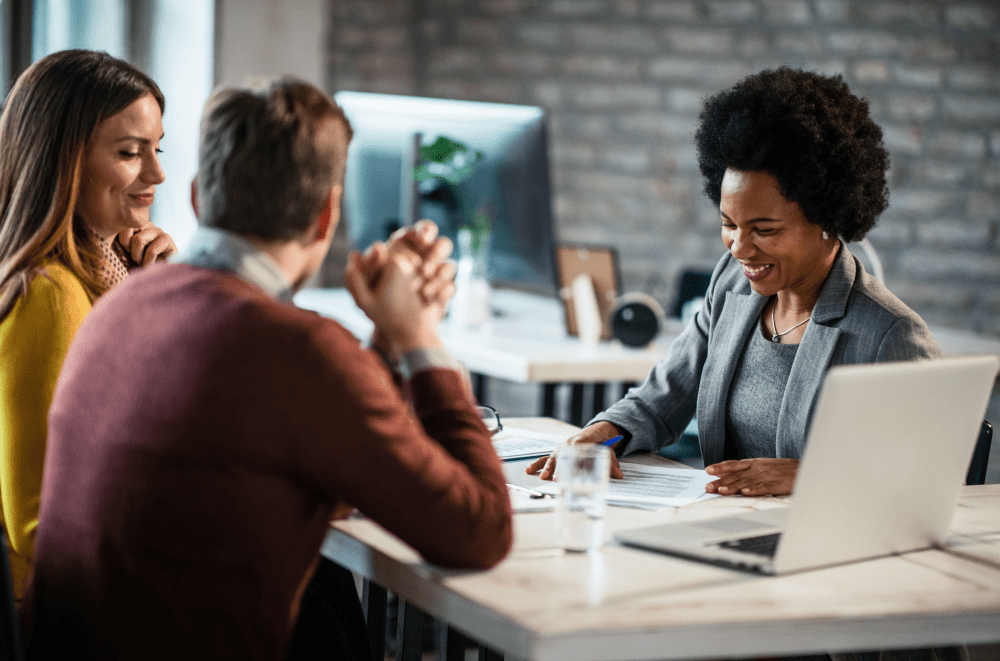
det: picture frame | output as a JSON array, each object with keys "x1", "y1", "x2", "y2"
[{"x1": 555, "y1": 244, "x2": 621, "y2": 340}]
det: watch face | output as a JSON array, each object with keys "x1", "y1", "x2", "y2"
[{"x1": 612, "y1": 302, "x2": 659, "y2": 348}]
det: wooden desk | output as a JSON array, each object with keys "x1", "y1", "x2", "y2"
[{"x1": 323, "y1": 418, "x2": 1000, "y2": 661}]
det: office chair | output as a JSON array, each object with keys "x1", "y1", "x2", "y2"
[
  {"x1": 671, "y1": 270, "x2": 713, "y2": 319},
  {"x1": 848, "y1": 238, "x2": 886, "y2": 284},
  {"x1": 0, "y1": 525, "x2": 24, "y2": 661},
  {"x1": 966, "y1": 420, "x2": 993, "y2": 486}
]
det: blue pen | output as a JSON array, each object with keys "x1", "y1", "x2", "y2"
[{"x1": 601, "y1": 435, "x2": 623, "y2": 446}]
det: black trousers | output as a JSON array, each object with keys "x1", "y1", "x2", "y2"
[{"x1": 287, "y1": 557, "x2": 375, "y2": 661}]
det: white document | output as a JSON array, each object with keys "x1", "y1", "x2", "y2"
[
  {"x1": 607, "y1": 464, "x2": 719, "y2": 509},
  {"x1": 492, "y1": 426, "x2": 565, "y2": 461},
  {"x1": 534, "y1": 462, "x2": 719, "y2": 510}
]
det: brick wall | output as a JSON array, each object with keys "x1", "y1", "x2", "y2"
[{"x1": 324, "y1": 0, "x2": 1000, "y2": 337}]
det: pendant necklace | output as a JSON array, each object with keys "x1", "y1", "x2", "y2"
[{"x1": 770, "y1": 301, "x2": 810, "y2": 344}]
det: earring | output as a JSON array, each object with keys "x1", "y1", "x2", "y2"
[{"x1": 822, "y1": 231, "x2": 829, "y2": 240}]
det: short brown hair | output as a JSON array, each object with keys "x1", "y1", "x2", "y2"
[
  {"x1": 0, "y1": 49, "x2": 165, "y2": 321},
  {"x1": 196, "y1": 77, "x2": 352, "y2": 241}
]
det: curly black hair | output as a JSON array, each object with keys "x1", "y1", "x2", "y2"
[{"x1": 694, "y1": 67, "x2": 889, "y2": 242}]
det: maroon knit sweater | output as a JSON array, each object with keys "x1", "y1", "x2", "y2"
[{"x1": 25, "y1": 264, "x2": 512, "y2": 660}]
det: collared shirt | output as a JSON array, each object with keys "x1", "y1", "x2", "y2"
[
  {"x1": 180, "y1": 226, "x2": 295, "y2": 303},
  {"x1": 179, "y1": 226, "x2": 465, "y2": 380}
]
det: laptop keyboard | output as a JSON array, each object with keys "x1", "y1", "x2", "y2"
[{"x1": 717, "y1": 532, "x2": 782, "y2": 558}]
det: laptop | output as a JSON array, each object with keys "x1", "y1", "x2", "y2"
[{"x1": 615, "y1": 355, "x2": 1000, "y2": 575}]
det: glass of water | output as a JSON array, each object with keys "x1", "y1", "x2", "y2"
[{"x1": 555, "y1": 444, "x2": 611, "y2": 553}]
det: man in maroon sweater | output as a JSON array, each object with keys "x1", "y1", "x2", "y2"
[{"x1": 25, "y1": 78, "x2": 512, "y2": 660}]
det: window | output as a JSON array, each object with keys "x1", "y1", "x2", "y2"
[
  {"x1": 32, "y1": 0, "x2": 127, "y2": 60},
  {"x1": 145, "y1": 0, "x2": 214, "y2": 249},
  {"x1": 3, "y1": 0, "x2": 213, "y2": 250}
]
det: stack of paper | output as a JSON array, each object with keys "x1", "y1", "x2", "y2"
[
  {"x1": 606, "y1": 464, "x2": 718, "y2": 509},
  {"x1": 492, "y1": 426, "x2": 565, "y2": 461},
  {"x1": 532, "y1": 463, "x2": 719, "y2": 510},
  {"x1": 492, "y1": 427, "x2": 719, "y2": 510}
]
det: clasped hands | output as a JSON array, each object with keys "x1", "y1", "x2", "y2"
[
  {"x1": 527, "y1": 421, "x2": 799, "y2": 497},
  {"x1": 345, "y1": 220, "x2": 456, "y2": 358}
]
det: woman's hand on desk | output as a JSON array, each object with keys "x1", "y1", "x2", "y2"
[
  {"x1": 525, "y1": 421, "x2": 626, "y2": 481},
  {"x1": 704, "y1": 458, "x2": 799, "y2": 496}
]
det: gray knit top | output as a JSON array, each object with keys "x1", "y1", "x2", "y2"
[{"x1": 724, "y1": 318, "x2": 800, "y2": 460}]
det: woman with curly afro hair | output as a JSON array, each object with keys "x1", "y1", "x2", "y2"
[
  {"x1": 696, "y1": 66, "x2": 889, "y2": 244},
  {"x1": 529, "y1": 67, "x2": 940, "y2": 496}
]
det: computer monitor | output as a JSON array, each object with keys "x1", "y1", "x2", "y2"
[{"x1": 334, "y1": 91, "x2": 559, "y2": 297}]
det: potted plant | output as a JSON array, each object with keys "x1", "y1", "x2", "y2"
[{"x1": 413, "y1": 135, "x2": 493, "y2": 326}]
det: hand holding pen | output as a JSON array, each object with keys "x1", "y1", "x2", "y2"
[{"x1": 524, "y1": 421, "x2": 626, "y2": 481}]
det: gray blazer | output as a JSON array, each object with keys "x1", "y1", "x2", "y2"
[{"x1": 592, "y1": 243, "x2": 941, "y2": 466}]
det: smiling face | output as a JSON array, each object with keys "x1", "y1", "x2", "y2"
[
  {"x1": 720, "y1": 168, "x2": 837, "y2": 301},
  {"x1": 76, "y1": 93, "x2": 165, "y2": 239}
]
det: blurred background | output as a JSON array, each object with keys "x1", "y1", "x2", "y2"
[{"x1": 5, "y1": 0, "x2": 996, "y2": 338}]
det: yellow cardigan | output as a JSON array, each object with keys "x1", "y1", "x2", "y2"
[{"x1": 0, "y1": 262, "x2": 91, "y2": 598}]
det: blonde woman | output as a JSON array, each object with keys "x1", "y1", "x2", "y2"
[{"x1": 0, "y1": 49, "x2": 176, "y2": 599}]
